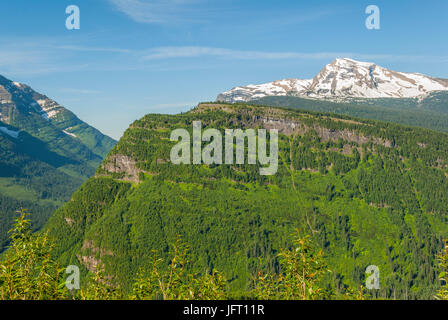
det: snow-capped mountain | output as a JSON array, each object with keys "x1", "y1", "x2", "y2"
[{"x1": 217, "y1": 58, "x2": 448, "y2": 103}]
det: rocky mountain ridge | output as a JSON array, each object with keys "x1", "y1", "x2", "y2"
[{"x1": 217, "y1": 58, "x2": 448, "y2": 103}]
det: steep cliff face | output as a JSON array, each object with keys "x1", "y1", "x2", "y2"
[
  {"x1": 195, "y1": 103, "x2": 392, "y2": 147},
  {"x1": 101, "y1": 154, "x2": 141, "y2": 182}
]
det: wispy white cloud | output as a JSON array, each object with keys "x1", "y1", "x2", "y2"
[
  {"x1": 0, "y1": 50, "x2": 41, "y2": 66},
  {"x1": 0, "y1": 40, "x2": 135, "y2": 77},
  {"x1": 108, "y1": 0, "x2": 215, "y2": 24},
  {"x1": 0, "y1": 44, "x2": 90, "y2": 77},
  {"x1": 59, "y1": 88, "x2": 103, "y2": 95},
  {"x1": 1, "y1": 38, "x2": 447, "y2": 77},
  {"x1": 49, "y1": 45, "x2": 133, "y2": 54},
  {"x1": 107, "y1": 0, "x2": 335, "y2": 27},
  {"x1": 140, "y1": 46, "x2": 448, "y2": 63},
  {"x1": 141, "y1": 46, "x2": 337, "y2": 60}
]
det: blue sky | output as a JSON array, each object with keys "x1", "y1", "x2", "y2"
[{"x1": 1, "y1": 0, "x2": 447, "y2": 139}]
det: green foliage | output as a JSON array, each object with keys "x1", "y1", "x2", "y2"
[
  {"x1": 79, "y1": 265, "x2": 122, "y2": 300},
  {"x1": 0, "y1": 213, "x2": 228, "y2": 300},
  {"x1": 0, "y1": 212, "x2": 365, "y2": 300},
  {"x1": 2, "y1": 211, "x2": 447, "y2": 300},
  {"x1": 435, "y1": 241, "x2": 448, "y2": 300},
  {"x1": 0, "y1": 209, "x2": 67, "y2": 300},
  {"x1": 253, "y1": 230, "x2": 329, "y2": 300},
  {"x1": 131, "y1": 237, "x2": 228, "y2": 300},
  {"x1": 341, "y1": 286, "x2": 371, "y2": 300}
]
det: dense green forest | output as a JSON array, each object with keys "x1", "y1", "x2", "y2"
[
  {"x1": 252, "y1": 91, "x2": 448, "y2": 133},
  {"x1": 0, "y1": 124, "x2": 86, "y2": 251},
  {"x1": 3, "y1": 209, "x2": 448, "y2": 300},
  {"x1": 43, "y1": 102, "x2": 448, "y2": 299}
]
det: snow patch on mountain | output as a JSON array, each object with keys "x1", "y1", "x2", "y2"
[
  {"x1": 63, "y1": 129, "x2": 77, "y2": 138},
  {"x1": 13, "y1": 81, "x2": 24, "y2": 89},
  {"x1": 0, "y1": 126, "x2": 20, "y2": 139},
  {"x1": 36, "y1": 99, "x2": 62, "y2": 120}
]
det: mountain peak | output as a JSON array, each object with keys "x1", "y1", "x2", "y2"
[
  {"x1": 217, "y1": 59, "x2": 448, "y2": 102},
  {"x1": 331, "y1": 57, "x2": 372, "y2": 64},
  {"x1": 328, "y1": 58, "x2": 376, "y2": 70}
]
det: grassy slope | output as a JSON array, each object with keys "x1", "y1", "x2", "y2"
[{"x1": 50, "y1": 108, "x2": 117, "y2": 159}]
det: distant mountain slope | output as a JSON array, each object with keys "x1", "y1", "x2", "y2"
[
  {"x1": 217, "y1": 58, "x2": 448, "y2": 102},
  {"x1": 251, "y1": 92, "x2": 448, "y2": 133},
  {"x1": 46, "y1": 102, "x2": 448, "y2": 299},
  {"x1": 0, "y1": 75, "x2": 116, "y2": 251},
  {"x1": 0, "y1": 76, "x2": 115, "y2": 158},
  {"x1": 0, "y1": 121, "x2": 84, "y2": 250}
]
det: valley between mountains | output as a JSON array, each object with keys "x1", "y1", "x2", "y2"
[{"x1": 2, "y1": 58, "x2": 448, "y2": 299}]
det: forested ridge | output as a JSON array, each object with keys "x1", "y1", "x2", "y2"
[
  {"x1": 44, "y1": 102, "x2": 448, "y2": 299},
  {"x1": 252, "y1": 91, "x2": 448, "y2": 133}
]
